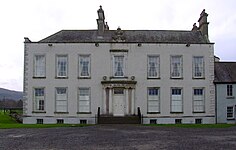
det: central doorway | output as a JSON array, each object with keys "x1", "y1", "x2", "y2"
[{"x1": 113, "y1": 88, "x2": 125, "y2": 116}]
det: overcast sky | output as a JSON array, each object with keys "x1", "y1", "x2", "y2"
[{"x1": 0, "y1": 0, "x2": 236, "y2": 91}]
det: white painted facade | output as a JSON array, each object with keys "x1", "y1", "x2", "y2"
[{"x1": 23, "y1": 42, "x2": 215, "y2": 124}]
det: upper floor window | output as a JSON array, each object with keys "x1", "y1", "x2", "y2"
[
  {"x1": 113, "y1": 56, "x2": 124, "y2": 77},
  {"x1": 227, "y1": 84, "x2": 233, "y2": 97},
  {"x1": 34, "y1": 55, "x2": 45, "y2": 77},
  {"x1": 34, "y1": 88, "x2": 45, "y2": 111},
  {"x1": 56, "y1": 55, "x2": 68, "y2": 78},
  {"x1": 171, "y1": 88, "x2": 183, "y2": 112},
  {"x1": 171, "y1": 56, "x2": 182, "y2": 78},
  {"x1": 193, "y1": 88, "x2": 205, "y2": 112},
  {"x1": 147, "y1": 56, "x2": 160, "y2": 78},
  {"x1": 79, "y1": 55, "x2": 91, "y2": 78},
  {"x1": 193, "y1": 56, "x2": 204, "y2": 78}
]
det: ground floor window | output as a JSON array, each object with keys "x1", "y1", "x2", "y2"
[
  {"x1": 171, "y1": 88, "x2": 183, "y2": 112},
  {"x1": 34, "y1": 88, "x2": 45, "y2": 111},
  {"x1": 227, "y1": 106, "x2": 234, "y2": 119},
  {"x1": 193, "y1": 88, "x2": 205, "y2": 112},
  {"x1": 78, "y1": 88, "x2": 90, "y2": 113},
  {"x1": 55, "y1": 87, "x2": 68, "y2": 112},
  {"x1": 147, "y1": 87, "x2": 160, "y2": 113}
]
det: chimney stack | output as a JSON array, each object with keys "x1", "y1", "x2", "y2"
[{"x1": 198, "y1": 9, "x2": 209, "y2": 38}]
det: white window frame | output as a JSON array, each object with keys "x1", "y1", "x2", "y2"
[
  {"x1": 33, "y1": 88, "x2": 45, "y2": 111},
  {"x1": 193, "y1": 56, "x2": 204, "y2": 78},
  {"x1": 34, "y1": 55, "x2": 46, "y2": 77},
  {"x1": 113, "y1": 55, "x2": 125, "y2": 77},
  {"x1": 78, "y1": 88, "x2": 91, "y2": 113},
  {"x1": 147, "y1": 55, "x2": 160, "y2": 78},
  {"x1": 170, "y1": 55, "x2": 183, "y2": 78},
  {"x1": 227, "y1": 84, "x2": 233, "y2": 97},
  {"x1": 55, "y1": 87, "x2": 68, "y2": 113},
  {"x1": 147, "y1": 87, "x2": 160, "y2": 113},
  {"x1": 171, "y1": 88, "x2": 183, "y2": 112},
  {"x1": 56, "y1": 55, "x2": 68, "y2": 78},
  {"x1": 227, "y1": 106, "x2": 234, "y2": 119},
  {"x1": 193, "y1": 88, "x2": 205, "y2": 112},
  {"x1": 78, "y1": 55, "x2": 91, "y2": 78}
]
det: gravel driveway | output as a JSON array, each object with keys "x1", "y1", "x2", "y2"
[{"x1": 0, "y1": 125, "x2": 236, "y2": 150}]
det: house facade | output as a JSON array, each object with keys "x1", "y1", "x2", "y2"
[
  {"x1": 215, "y1": 62, "x2": 236, "y2": 124},
  {"x1": 23, "y1": 7, "x2": 215, "y2": 124}
]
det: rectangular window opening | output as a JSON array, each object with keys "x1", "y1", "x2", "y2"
[
  {"x1": 193, "y1": 56, "x2": 204, "y2": 78},
  {"x1": 171, "y1": 88, "x2": 183, "y2": 112},
  {"x1": 148, "y1": 88, "x2": 160, "y2": 113},
  {"x1": 56, "y1": 55, "x2": 68, "y2": 78},
  {"x1": 57, "y1": 119, "x2": 64, "y2": 124},
  {"x1": 150, "y1": 119, "x2": 157, "y2": 124},
  {"x1": 227, "y1": 85, "x2": 233, "y2": 97},
  {"x1": 193, "y1": 88, "x2": 205, "y2": 112},
  {"x1": 80, "y1": 120, "x2": 87, "y2": 124},
  {"x1": 171, "y1": 56, "x2": 182, "y2": 78},
  {"x1": 78, "y1": 88, "x2": 91, "y2": 113},
  {"x1": 34, "y1": 55, "x2": 46, "y2": 77},
  {"x1": 79, "y1": 55, "x2": 91, "y2": 78},
  {"x1": 34, "y1": 88, "x2": 45, "y2": 111},
  {"x1": 175, "y1": 119, "x2": 182, "y2": 124},
  {"x1": 37, "y1": 119, "x2": 43, "y2": 124},
  {"x1": 195, "y1": 119, "x2": 202, "y2": 124},
  {"x1": 113, "y1": 56, "x2": 124, "y2": 77},
  {"x1": 148, "y1": 56, "x2": 159, "y2": 78}
]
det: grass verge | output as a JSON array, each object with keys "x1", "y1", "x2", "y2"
[
  {"x1": 0, "y1": 111, "x2": 90, "y2": 129},
  {"x1": 144, "y1": 124, "x2": 236, "y2": 128}
]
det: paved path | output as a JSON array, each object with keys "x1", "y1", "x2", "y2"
[{"x1": 0, "y1": 125, "x2": 236, "y2": 150}]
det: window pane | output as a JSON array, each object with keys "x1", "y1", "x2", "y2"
[
  {"x1": 148, "y1": 56, "x2": 159, "y2": 78},
  {"x1": 171, "y1": 88, "x2": 182, "y2": 112},
  {"x1": 148, "y1": 88, "x2": 159, "y2": 112},
  {"x1": 171, "y1": 56, "x2": 182, "y2": 78},
  {"x1": 114, "y1": 56, "x2": 124, "y2": 77},
  {"x1": 227, "y1": 85, "x2": 233, "y2": 96},
  {"x1": 78, "y1": 88, "x2": 90, "y2": 113},
  {"x1": 34, "y1": 55, "x2": 45, "y2": 77},
  {"x1": 55, "y1": 88, "x2": 67, "y2": 112},
  {"x1": 193, "y1": 56, "x2": 204, "y2": 78},
  {"x1": 227, "y1": 107, "x2": 234, "y2": 118},
  {"x1": 34, "y1": 88, "x2": 45, "y2": 111},
  {"x1": 79, "y1": 55, "x2": 90, "y2": 77},
  {"x1": 193, "y1": 88, "x2": 204, "y2": 112},
  {"x1": 57, "y1": 56, "x2": 67, "y2": 77}
]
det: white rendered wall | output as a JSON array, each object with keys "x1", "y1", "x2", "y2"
[{"x1": 23, "y1": 43, "x2": 215, "y2": 124}]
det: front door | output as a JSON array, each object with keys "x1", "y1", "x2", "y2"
[{"x1": 113, "y1": 88, "x2": 125, "y2": 116}]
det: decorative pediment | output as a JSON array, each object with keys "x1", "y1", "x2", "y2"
[{"x1": 112, "y1": 27, "x2": 126, "y2": 42}]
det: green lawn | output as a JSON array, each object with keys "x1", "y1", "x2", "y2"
[
  {"x1": 144, "y1": 123, "x2": 236, "y2": 128},
  {"x1": 0, "y1": 111, "x2": 89, "y2": 129}
]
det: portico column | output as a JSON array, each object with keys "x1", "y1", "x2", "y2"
[
  {"x1": 103, "y1": 87, "x2": 106, "y2": 114},
  {"x1": 131, "y1": 88, "x2": 135, "y2": 115},
  {"x1": 125, "y1": 88, "x2": 129, "y2": 115},
  {"x1": 109, "y1": 88, "x2": 113, "y2": 114}
]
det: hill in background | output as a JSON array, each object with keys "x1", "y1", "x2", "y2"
[{"x1": 0, "y1": 88, "x2": 23, "y2": 101}]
